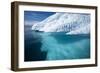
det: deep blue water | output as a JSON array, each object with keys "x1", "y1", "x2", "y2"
[{"x1": 24, "y1": 26, "x2": 90, "y2": 61}]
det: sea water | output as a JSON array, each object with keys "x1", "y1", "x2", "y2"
[{"x1": 24, "y1": 26, "x2": 90, "y2": 61}]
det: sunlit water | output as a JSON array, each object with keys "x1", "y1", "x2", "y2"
[{"x1": 24, "y1": 26, "x2": 90, "y2": 61}]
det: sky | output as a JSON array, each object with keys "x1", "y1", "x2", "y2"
[{"x1": 24, "y1": 11, "x2": 55, "y2": 22}]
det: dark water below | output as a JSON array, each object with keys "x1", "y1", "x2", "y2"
[{"x1": 24, "y1": 26, "x2": 90, "y2": 61}]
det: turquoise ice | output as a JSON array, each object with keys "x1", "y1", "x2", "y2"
[{"x1": 40, "y1": 33, "x2": 90, "y2": 60}]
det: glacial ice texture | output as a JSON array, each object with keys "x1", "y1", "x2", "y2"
[{"x1": 32, "y1": 13, "x2": 90, "y2": 34}]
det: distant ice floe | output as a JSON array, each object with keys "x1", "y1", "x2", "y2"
[{"x1": 32, "y1": 12, "x2": 90, "y2": 34}]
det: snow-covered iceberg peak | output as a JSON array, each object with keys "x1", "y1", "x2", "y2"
[{"x1": 32, "y1": 12, "x2": 90, "y2": 34}]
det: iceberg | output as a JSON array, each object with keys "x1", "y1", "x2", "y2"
[
  {"x1": 32, "y1": 12, "x2": 90, "y2": 34},
  {"x1": 29, "y1": 12, "x2": 90, "y2": 60},
  {"x1": 66, "y1": 24, "x2": 90, "y2": 34}
]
